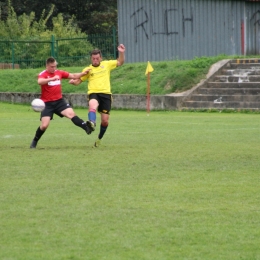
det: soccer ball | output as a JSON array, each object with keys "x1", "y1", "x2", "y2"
[{"x1": 31, "y1": 98, "x2": 45, "y2": 112}]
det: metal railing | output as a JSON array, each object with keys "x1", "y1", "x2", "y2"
[{"x1": 0, "y1": 27, "x2": 117, "y2": 69}]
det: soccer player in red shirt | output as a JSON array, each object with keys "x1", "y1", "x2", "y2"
[{"x1": 30, "y1": 57, "x2": 92, "y2": 148}]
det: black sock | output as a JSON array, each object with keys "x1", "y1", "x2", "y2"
[
  {"x1": 98, "y1": 124, "x2": 108, "y2": 139},
  {"x1": 71, "y1": 116, "x2": 88, "y2": 131},
  {"x1": 33, "y1": 127, "x2": 45, "y2": 142}
]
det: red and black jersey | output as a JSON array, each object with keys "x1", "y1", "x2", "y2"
[{"x1": 38, "y1": 70, "x2": 69, "y2": 102}]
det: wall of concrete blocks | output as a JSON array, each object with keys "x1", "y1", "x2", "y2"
[{"x1": 0, "y1": 92, "x2": 184, "y2": 110}]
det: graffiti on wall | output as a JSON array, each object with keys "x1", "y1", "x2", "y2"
[
  {"x1": 248, "y1": 9, "x2": 260, "y2": 54},
  {"x1": 130, "y1": 7, "x2": 193, "y2": 42},
  {"x1": 250, "y1": 9, "x2": 260, "y2": 24}
]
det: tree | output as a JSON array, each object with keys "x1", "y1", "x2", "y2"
[
  {"x1": 60, "y1": 0, "x2": 118, "y2": 34},
  {"x1": 1, "y1": 0, "x2": 118, "y2": 35},
  {"x1": 0, "y1": 1, "x2": 94, "y2": 68},
  {"x1": 0, "y1": 1, "x2": 87, "y2": 39}
]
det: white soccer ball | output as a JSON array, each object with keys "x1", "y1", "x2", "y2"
[{"x1": 31, "y1": 98, "x2": 45, "y2": 112}]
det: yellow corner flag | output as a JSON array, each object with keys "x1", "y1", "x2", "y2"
[{"x1": 145, "y1": 61, "x2": 154, "y2": 75}]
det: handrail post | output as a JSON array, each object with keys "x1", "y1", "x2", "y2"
[
  {"x1": 113, "y1": 26, "x2": 116, "y2": 59},
  {"x1": 11, "y1": 41, "x2": 15, "y2": 69},
  {"x1": 51, "y1": 35, "x2": 55, "y2": 57}
]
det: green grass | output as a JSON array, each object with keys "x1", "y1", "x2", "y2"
[
  {"x1": 0, "y1": 54, "x2": 242, "y2": 95},
  {"x1": 0, "y1": 103, "x2": 260, "y2": 259}
]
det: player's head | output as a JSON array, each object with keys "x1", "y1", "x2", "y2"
[
  {"x1": 46, "y1": 57, "x2": 58, "y2": 73},
  {"x1": 90, "y1": 49, "x2": 102, "y2": 67}
]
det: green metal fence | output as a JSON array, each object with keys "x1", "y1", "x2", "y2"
[{"x1": 0, "y1": 27, "x2": 117, "y2": 69}]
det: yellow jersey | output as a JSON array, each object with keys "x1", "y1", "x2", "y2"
[{"x1": 80, "y1": 60, "x2": 117, "y2": 94}]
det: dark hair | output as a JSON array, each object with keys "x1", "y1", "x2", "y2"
[
  {"x1": 90, "y1": 49, "x2": 102, "y2": 56},
  {"x1": 46, "y1": 57, "x2": 56, "y2": 64}
]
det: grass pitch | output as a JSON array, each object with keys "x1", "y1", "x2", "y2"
[{"x1": 0, "y1": 103, "x2": 260, "y2": 259}]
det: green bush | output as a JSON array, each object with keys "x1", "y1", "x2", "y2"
[{"x1": 0, "y1": 1, "x2": 93, "y2": 68}]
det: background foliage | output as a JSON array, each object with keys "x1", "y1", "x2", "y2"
[
  {"x1": 0, "y1": 1, "x2": 96, "y2": 68},
  {"x1": 0, "y1": 0, "x2": 117, "y2": 35},
  {"x1": 0, "y1": 2, "x2": 88, "y2": 39},
  {"x1": 0, "y1": 1, "x2": 119, "y2": 68}
]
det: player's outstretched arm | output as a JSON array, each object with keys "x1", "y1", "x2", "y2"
[
  {"x1": 117, "y1": 44, "x2": 125, "y2": 66},
  {"x1": 69, "y1": 69, "x2": 91, "y2": 79},
  {"x1": 38, "y1": 75, "x2": 60, "y2": 85},
  {"x1": 69, "y1": 78, "x2": 82, "y2": 85}
]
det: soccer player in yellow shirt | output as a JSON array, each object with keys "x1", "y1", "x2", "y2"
[{"x1": 69, "y1": 44, "x2": 125, "y2": 147}]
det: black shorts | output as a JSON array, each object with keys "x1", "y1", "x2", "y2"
[
  {"x1": 88, "y1": 93, "x2": 112, "y2": 114},
  {"x1": 41, "y1": 98, "x2": 71, "y2": 120}
]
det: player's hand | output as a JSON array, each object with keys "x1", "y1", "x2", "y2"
[
  {"x1": 82, "y1": 69, "x2": 91, "y2": 76},
  {"x1": 52, "y1": 75, "x2": 60, "y2": 81},
  {"x1": 118, "y1": 44, "x2": 125, "y2": 53},
  {"x1": 69, "y1": 78, "x2": 81, "y2": 85}
]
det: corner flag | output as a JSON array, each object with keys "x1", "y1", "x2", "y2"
[
  {"x1": 145, "y1": 61, "x2": 154, "y2": 115},
  {"x1": 145, "y1": 61, "x2": 154, "y2": 75}
]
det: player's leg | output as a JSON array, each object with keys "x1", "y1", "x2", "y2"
[
  {"x1": 93, "y1": 95, "x2": 111, "y2": 147},
  {"x1": 87, "y1": 95, "x2": 99, "y2": 131},
  {"x1": 53, "y1": 98, "x2": 91, "y2": 134},
  {"x1": 61, "y1": 107, "x2": 92, "y2": 135},
  {"x1": 30, "y1": 101, "x2": 56, "y2": 148},
  {"x1": 94, "y1": 113, "x2": 110, "y2": 147},
  {"x1": 30, "y1": 116, "x2": 51, "y2": 148}
]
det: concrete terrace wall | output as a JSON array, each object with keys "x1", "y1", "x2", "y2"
[{"x1": 0, "y1": 92, "x2": 183, "y2": 110}]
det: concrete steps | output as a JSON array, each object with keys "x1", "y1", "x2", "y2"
[
  {"x1": 198, "y1": 88, "x2": 260, "y2": 95},
  {"x1": 182, "y1": 59, "x2": 260, "y2": 110},
  {"x1": 189, "y1": 95, "x2": 260, "y2": 102},
  {"x1": 184, "y1": 101, "x2": 260, "y2": 109},
  {"x1": 208, "y1": 82, "x2": 260, "y2": 88}
]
